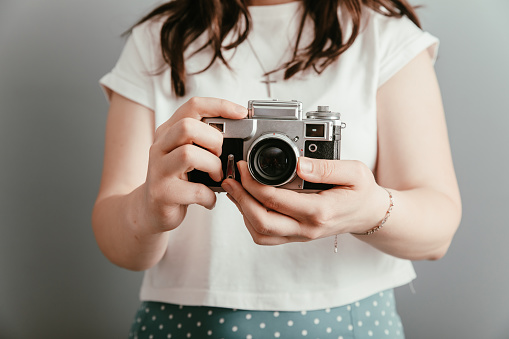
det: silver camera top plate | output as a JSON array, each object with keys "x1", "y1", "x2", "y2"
[{"x1": 248, "y1": 100, "x2": 303, "y2": 120}]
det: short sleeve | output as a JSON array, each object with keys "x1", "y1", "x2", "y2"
[
  {"x1": 375, "y1": 14, "x2": 439, "y2": 88},
  {"x1": 99, "y1": 21, "x2": 159, "y2": 110}
]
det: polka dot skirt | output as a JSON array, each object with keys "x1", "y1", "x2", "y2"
[{"x1": 128, "y1": 289, "x2": 404, "y2": 339}]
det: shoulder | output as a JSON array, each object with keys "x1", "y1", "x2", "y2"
[
  {"x1": 130, "y1": 18, "x2": 164, "y2": 49},
  {"x1": 359, "y1": 7, "x2": 424, "y2": 42},
  {"x1": 356, "y1": 7, "x2": 439, "y2": 87},
  {"x1": 125, "y1": 18, "x2": 165, "y2": 70}
]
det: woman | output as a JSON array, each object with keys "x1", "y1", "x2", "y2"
[{"x1": 93, "y1": 0, "x2": 461, "y2": 338}]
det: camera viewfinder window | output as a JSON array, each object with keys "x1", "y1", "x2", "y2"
[{"x1": 306, "y1": 124, "x2": 325, "y2": 138}]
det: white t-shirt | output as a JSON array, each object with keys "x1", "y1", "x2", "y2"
[{"x1": 100, "y1": 2, "x2": 438, "y2": 311}]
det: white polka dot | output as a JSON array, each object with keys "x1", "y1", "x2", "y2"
[
  {"x1": 375, "y1": 320, "x2": 380, "y2": 326},
  {"x1": 137, "y1": 317, "x2": 141, "y2": 323},
  {"x1": 288, "y1": 320, "x2": 294, "y2": 326},
  {"x1": 179, "y1": 305, "x2": 183, "y2": 309},
  {"x1": 219, "y1": 318, "x2": 225, "y2": 324},
  {"x1": 389, "y1": 320, "x2": 393, "y2": 326},
  {"x1": 149, "y1": 335, "x2": 153, "y2": 339},
  {"x1": 373, "y1": 301, "x2": 378, "y2": 307},
  {"x1": 232, "y1": 326, "x2": 238, "y2": 332},
  {"x1": 325, "y1": 308, "x2": 331, "y2": 313},
  {"x1": 141, "y1": 326, "x2": 146, "y2": 331},
  {"x1": 246, "y1": 314, "x2": 252, "y2": 320},
  {"x1": 302, "y1": 329, "x2": 308, "y2": 336},
  {"x1": 207, "y1": 330, "x2": 212, "y2": 336},
  {"x1": 260, "y1": 322, "x2": 266, "y2": 329},
  {"x1": 385, "y1": 329, "x2": 390, "y2": 335},
  {"x1": 187, "y1": 313, "x2": 192, "y2": 318},
  {"x1": 301, "y1": 310, "x2": 307, "y2": 315},
  {"x1": 358, "y1": 321, "x2": 363, "y2": 327},
  {"x1": 196, "y1": 321, "x2": 201, "y2": 327},
  {"x1": 247, "y1": 335, "x2": 253, "y2": 339},
  {"x1": 159, "y1": 324, "x2": 164, "y2": 330},
  {"x1": 365, "y1": 311, "x2": 371, "y2": 317},
  {"x1": 326, "y1": 327, "x2": 332, "y2": 333},
  {"x1": 348, "y1": 325, "x2": 353, "y2": 331},
  {"x1": 274, "y1": 332, "x2": 281, "y2": 338},
  {"x1": 161, "y1": 305, "x2": 165, "y2": 311},
  {"x1": 145, "y1": 308, "x2": 150, "y2": 313},
  {"x1": 186, "y1": 334, "x2": 191, "y2": 338},
  {"x1": 152, "y1": 315, "x2": 156, "y2": 321},
  {"x1": 169, "y1": 314, "x2": 173, "y2": 320},
  {"x1": 274, "y1": 311, "x2": 280, "y2": 317},
  {"x1": 368, "y1": 330, "x2": 373, "y2": 337},
  {"x1": 381, "y1": 311, "x2": 386, "y2": 316},
  {"x1": 167, "y1": 335, "x2": 171, "y2": 339},
  {"x1": 379, "y1": 292, "x2": 384, "y2": 297},
  {"x1": 355, "y1": 302, "x2": 360, "y2": 307},
  {"x1": 336, "y1": 315, "x2": 342, "y2": 322},
  {"x1": 177, "y1": 323, "x2": 182, "y2": 329},
  {"x1": 386, "y1": 302, "x2": 391, "y2": 307},
  {"x1": 314, "y1": 318, "x2": 320, "y2": 325},
  {"x1": 338, "y1": 337, "x2": 344, "y2": 339},
  {"x1": 347, "y1": 305, "x2": 351, "y2": 311},
  {"x1": 208, "y1": 310, "x2": 213, "y2": 316},
  {"x1": 397, "y1": 330, "x2": 401, "y2": 335}
]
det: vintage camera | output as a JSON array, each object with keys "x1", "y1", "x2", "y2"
[{"x1": 188, "y1": 100, "x2": 346, "y2": 192}]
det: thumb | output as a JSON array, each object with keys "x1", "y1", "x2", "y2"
[{"x1": 297, "y1": 157, "x2": 362, "y2": 185}]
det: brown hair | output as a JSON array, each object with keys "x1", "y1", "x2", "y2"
[{"x1": 133, "y1": 0, "x2": 421, "y2": 97}]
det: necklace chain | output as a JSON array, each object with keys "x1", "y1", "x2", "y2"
[{"x1": 246, "y1": 38, "x2": 289, "y2": 98}]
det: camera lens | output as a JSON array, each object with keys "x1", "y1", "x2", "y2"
[
  {"x1": 248, "y1": 134, "x2": 299, "y2": 186},
  {"x1": 257, "y1": 145, "x2": 289, "y2": 177}
]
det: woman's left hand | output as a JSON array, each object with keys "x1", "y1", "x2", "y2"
[{"x1": 221, "y1": 157, "x2": 390, "y2": 245}]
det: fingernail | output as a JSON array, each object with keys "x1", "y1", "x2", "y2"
[
  {"x1": 299, "y1": 157, "x2": 312, "y2": 174},
  {"x1": 222, "y1": 181, "x2": 232, "y2": 194}
]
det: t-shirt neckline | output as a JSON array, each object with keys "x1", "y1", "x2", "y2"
[{"x1": 248, "y1": 1, "x2": 302, "y2": 20}]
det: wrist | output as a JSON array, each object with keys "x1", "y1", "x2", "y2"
[
  {"x1": 126, "y1": 184, "x2": 162, "y2": 238},
  {"x1": 353, "y1": 186, "x2": 394, "y2": 236}
]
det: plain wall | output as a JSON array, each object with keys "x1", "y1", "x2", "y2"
[{"x1": 0, "y1": 0, "x2": 508, "y2": 338}]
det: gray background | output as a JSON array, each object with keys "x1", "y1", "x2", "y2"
[{"x1": 0, "y1": 0, "x2": 507, "y2": 338}]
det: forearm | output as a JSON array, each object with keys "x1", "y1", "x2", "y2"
[
  {"x1": 92, "y1": 185, "x2": 169, "y2": 271},
  {"x1": 353, "y1": 186, "x2": 461, "y2": 261}
]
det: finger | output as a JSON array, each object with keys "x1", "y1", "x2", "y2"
[
  {"x1": 163, "y1": 179, "x2": 217, "y2": 210},
  {"x1": 227, "y1": 188, "x2": 302, "y2": 245},
  {"x1": 171, "y1": 97, "x2": 247, "y2": 124},
  {"x1": 221, "y1": 178, "x2": 303, "y2": 238},
  {"x1": 154, "y1": 118, "x2": 223, "y2": 156},
  {"x1": 235, "y1": 200, "x2": 308, "y2": 245},
  {"x1": 297, "y1": 157, "x2": 372, "y2": 186},
  {"x1": 163, "y1": 144, "x2": 223, "y2": 182},
  {"x1": 234, "y1": 161, "x2": 322, "y2": 223},
  {"x1": 242, "y1": 216, "x2": 295, "y2": 246}
]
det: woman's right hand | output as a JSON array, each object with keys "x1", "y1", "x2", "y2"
[{"x1": 141, "y1": 97, "x2": 247, "y2": 234}]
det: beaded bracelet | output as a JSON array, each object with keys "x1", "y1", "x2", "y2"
[
  {"x1": 354, "y1": 188, "x2": 394, "y2": 235},
  {"x1": 334, "y1": 188, "x2": 394, "y2": 253}
]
